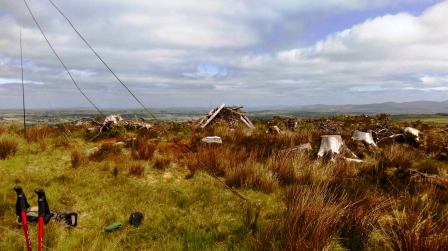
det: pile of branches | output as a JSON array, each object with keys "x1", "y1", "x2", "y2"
[
  {"x1": 313, "y1": 119, "x2": 345, "y2": 133},
  {"x1": 74, "y1": 115, "x2": 152, "y2": 139},
  {"x1": 198, "y1": 104, "x2": 254, "y2": 128}
]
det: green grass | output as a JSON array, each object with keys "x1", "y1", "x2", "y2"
[
  {"x1": 0, "y1": 125, "x2": 282, "y2": 250},
  {"x1": 394, "y1": 115, "x2": 448, "y2": 124}
]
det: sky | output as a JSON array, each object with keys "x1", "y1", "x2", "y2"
[{"x1": 0, "y1": 0, "x2": 447, "y2": 109}]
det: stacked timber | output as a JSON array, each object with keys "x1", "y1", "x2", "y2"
[{"x1": 198, "y1": 104, "x2": 254, "y2": 129}]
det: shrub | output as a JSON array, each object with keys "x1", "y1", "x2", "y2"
[
  {"x1": 0, "y1": 139, "x2": 18, "y2": 159},
  {"x1": 128, "y1": 163, "x2": 145, "y2": 177}
]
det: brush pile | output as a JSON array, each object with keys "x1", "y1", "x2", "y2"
[
  {"x1": 74, "y1": 115, "x2": 152, "y2": 138},
  {"x1": 198, "y1": 104, "x2": 254, "y2": 129}
]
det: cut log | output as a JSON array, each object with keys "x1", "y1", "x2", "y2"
[
  {"x1": 240, "y1": 116, "x2": 253, "y2": 129},
  {"x1": 201, "y1": 104, "x2": 225, "y2": 128},
  {"x1": 201, "y1": 136, "x2": 223, "y2": 144},
  {"x1": 344, "y1": 157, "x2": 364, "y2": 163},
  {"x1": 240, "y1": 115, "x2": 255, "y2": 129}
]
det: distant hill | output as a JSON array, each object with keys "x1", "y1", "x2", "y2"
[{"x1": 297, "y1": 100, "x2": 448, "y2": 114}]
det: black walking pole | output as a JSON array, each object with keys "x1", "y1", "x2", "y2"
[{"x1": 14, "y1": 186, "x2": 32, "y2": 251}]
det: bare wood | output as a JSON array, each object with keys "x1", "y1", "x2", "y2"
[
  {"x1": 201, "y1": 103, "x2": 225, "y2": 128},
  {"x1": 243, "y1": 115, "x2": 255, "y2": 128},
  {"x1": 240, "y1": 115, "x2": 252, "y2": 128}
]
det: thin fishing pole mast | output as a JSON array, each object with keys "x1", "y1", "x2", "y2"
[
  {"x1": 22, "y1": 0, "x2": 103, "y2": 115},
  {"x1": 20, "y1": 29, "x2": 27, "y2": 140},
  {"x1": 48, "y1": 0, "x2": 157, "y2": 120}
]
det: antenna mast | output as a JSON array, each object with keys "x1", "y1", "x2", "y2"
[{"x1": 20, "y1": 29, "x2": 27, "y2": 140}]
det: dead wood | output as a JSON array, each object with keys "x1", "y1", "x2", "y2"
[{"x1": 198, "y1": 104, "x2": 254, "y2": 129}]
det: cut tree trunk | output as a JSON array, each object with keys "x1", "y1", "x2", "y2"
[
  {"x1": 318, "y1": 135, "x2": 344, "y2": 157},
  {"x1": 352, "y1": 130, "x2": 377, "y2": 147}
]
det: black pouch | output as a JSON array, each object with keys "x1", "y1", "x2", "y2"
[{"x1": 129, "y1": 212, "x2": 144, "y2": 227}]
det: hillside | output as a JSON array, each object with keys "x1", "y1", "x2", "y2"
[{"x1": 0, "y1": 115, "x2": 447, "y2": 250}]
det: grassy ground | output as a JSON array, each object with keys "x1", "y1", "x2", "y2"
[
  {"x1": 0, "y1": 125, "x2": 281, "y2": 250},
  {"x1": 0, "y1": 115, "x2": 447, "y2": 250}
]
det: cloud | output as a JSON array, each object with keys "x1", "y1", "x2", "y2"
[
  {"x1": 264, "y1": 1, "x2": 448, "y2": 92},
  {"x1": 0, "y1": 77, "x2": 43, "y2": 85},
  {"x1": 0, "y1": 0, "x2": 446, "y2": 108},
  {"x1": 420, "y1": 75, "x2": 448, "y2": 86}
]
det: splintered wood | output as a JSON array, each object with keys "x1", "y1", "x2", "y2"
[{"x1": 198, "y1": 104, "x2": 255, "y2": 129}]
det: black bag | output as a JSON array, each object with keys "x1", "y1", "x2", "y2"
[{"x1": 129, "y1": 212, "x2": 143, "y2": 227}]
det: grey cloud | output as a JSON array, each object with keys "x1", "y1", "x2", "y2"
[{"x1": 0, "y1": 0, "x2": 446, "y2": 109}]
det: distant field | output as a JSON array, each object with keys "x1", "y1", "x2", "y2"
[
  {"x1": 394, "y1": 115, "x2": 448, "y2": 124},
  {"x1": 2, "y1": 109, "x2": 448, "y2": 125}
]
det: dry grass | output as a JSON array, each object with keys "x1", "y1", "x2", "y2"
[
  {"x1": 132, "y1": 137, "x2": 157, "y2": 160},
  {"x1": 0, "y1": 138, "x2": 18, "y2": 159},
  {"x1": 88, "y1": 143, "x2": 121, "y2": 162},
  {"x1": 70, "y1": 150, "x2": 85, "y2": 168},
  {"x1": 128, "y1": 163, "x2": 145, "y2": 177},
  {"x1": 1, "y1": 114, "x2": 447, "y2": 250},
  {"x1": 378, "y1": 199, "x2": 448, "y2": 251},
  {"x1": 153, "y1": 154, "x2": 171, "y2": 169},
  {"x1": 266, "y1": 152, "x2": 311, "y2": 185},
  {"x1": 225, "y1": 161, "x2": 278, "y2": 193},
  {"x1": 283, "y1": 182, "x2": 348, "y2": 250}
]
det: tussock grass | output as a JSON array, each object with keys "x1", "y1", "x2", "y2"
[
  {"x1": 226, "y1": 161, "x2": 278, "y2": 193},
  {"x1": 283, "y1": 183, "x2": 348, "y2": 250},
  {"x1": 0, "y1": 138, "x2": 18, "y2": 159},
  {"x1": 128, "y1": 163, "x2": 145, "y2": 177},
  {"x1": 70, "y1": 150, "x2": 85, "y2": 168},
  {"x1": 377, "y1": 198, "x2": 448, "y2": 251},
  {"x1": 131, "y1": 137, "x2": 157, "y2": 160}
]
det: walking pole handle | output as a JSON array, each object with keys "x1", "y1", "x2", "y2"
[
  {"x1": 35, "y1": 188, "x2": 48, "y2": 251},
  {"x1": 14, "y1": 186, "x2": 32, "y2": 251}
]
